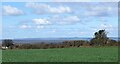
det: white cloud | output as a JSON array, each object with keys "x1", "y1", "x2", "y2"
[
  {"x1": 63, "y1": 16, "x2": 80, "y2": 22},
  {"x1": 36, "y1": 25, "x2": 44, "y2": 29},
  {"x1": 60, "y1": 16, "x2": 80, "y2": 24},
  {"x1": 26, "y1": 2, "x2": 71, "y2": 14},
  {"x1": 51, "y1": 29, "x2": 56, "y2": 33},
  {"x1": 84, "y1": 5, "x2": 117, "y2": 17},
  {"x1": 31, "y1": 15, "x2": 80, "y2": 25},
  {"x1": 100, "y1": 24, "x2": 113, "y2": 29},
  {"x1": 49, "y1": 6, "x2": 71, "y2": 14},
  {"x1": 19, "y1": 25, "x2": 30, "y2": 29},
  {"x1": 34, "y1": 25, "x2": 45, "y2": 32},
  {"x1": 32, "y1": 18, "x2": 51, "y2": 25},
  {"x1": 51, "y1": 15, "x2": 80, "y2": 24},
  {"x1": 3, "y1": 5, "x2": 24, "y2": 16}
]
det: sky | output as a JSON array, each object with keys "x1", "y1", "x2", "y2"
[{"x1": 1, "y1": 2, "x2": 118, "y2": 39}]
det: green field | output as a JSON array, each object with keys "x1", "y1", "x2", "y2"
[{"x1": 2, "y1": 47, "x2": 118, "y2": 62}]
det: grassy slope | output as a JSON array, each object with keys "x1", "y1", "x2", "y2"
[{"x1": 2, "y1": 47, "x2": 118, "y2": 62}]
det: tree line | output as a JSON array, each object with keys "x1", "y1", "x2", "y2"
[{"x1": 1, "y1": 30, "x2": 119, "y2": 49}]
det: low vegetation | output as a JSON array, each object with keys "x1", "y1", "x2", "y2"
[{"x1": 2, "y1": 47, "x2": 118, "y2": 62}]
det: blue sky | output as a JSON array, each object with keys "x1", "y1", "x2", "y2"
[{"x1": 2, "y1": 2, "x2": 118, "y2": 39}]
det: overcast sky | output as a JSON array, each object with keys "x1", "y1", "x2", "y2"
[{"x1": 2, "y1": 2, "x2": 118, "y2": 39}]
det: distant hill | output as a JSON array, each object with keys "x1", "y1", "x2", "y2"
[
  {"x1": 0, "y1": 37, "x2": 118, "y2": 44},
  {"x1": 12, "y1": 37, "x2": 90, "y2": 44},
  {"x1": 11, "y1": 37, "x2": 118, "y2": 44}
]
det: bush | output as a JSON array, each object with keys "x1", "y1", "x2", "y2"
[{"x1": 106, "y1": 40, "x2": 118, "y2": 46}]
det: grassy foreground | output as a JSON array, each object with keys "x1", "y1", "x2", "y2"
[{"x1": 2, "y1": 46, "x2": 118, "y2": 62}]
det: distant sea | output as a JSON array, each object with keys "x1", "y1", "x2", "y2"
[{"x1": 11, "y1": 37, "x2": 119, "y2": 44}]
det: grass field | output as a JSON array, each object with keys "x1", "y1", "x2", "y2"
[{"x1": 2, "y1": 46, "x2": 118, "y2": 62}]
